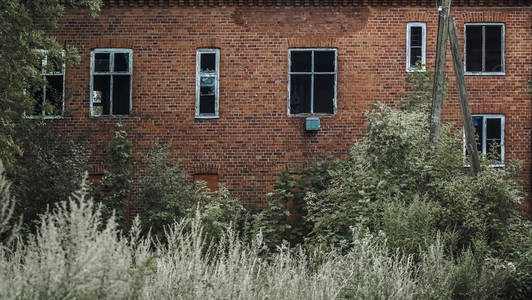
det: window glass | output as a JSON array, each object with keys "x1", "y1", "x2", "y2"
[
  {"x1": 406, "y1": 23, "x2": 426, "y2": 70},
  {"x1": 469, "y1": 115, "x2": 504, "y2": 166},
  {"x1": 485, "y1": 26, "x2": 502, "y2": 72},
  {"x1": 94, "y1": 53, "x2": 110, "y2": 72},
  {"x1": 465, "y1": 24, "x2": 504, "y2": 74},
  {"x1": 200, "y1": 53, "x2": 216, "y2": 73},
  {"x1": 313, "y1": 74, "x2": 334, "y2": 114},
  {"x1": 290, "y1": 74, "x2": 311, "y2": 114},
  {"x1": 290, "y1": 51, "x2": 312, "y2": 72},
  {"x1": 314, "y1": 51, "x2": 335, "y2": 72},
  {"x1": 289, "y1": 48, "x2": 337, "y2": 115},
  {"x1": 114, "y1": 53, "x2": 129, "y2": 72},
  {"x1": 196, "y1": 49, "x2": 219, "y2": 118},
  {"x1": 91, "y1": 49, "x2": 132, "y2": 116}
]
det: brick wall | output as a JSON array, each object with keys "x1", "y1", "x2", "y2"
[{"x1": 49, "y1": 2, "x2": 532, "y2": 212}]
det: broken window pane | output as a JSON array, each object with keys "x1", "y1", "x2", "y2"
[
  {"x1": 314, "y1": 51, "x2": 335, "y2": 72},
  {"x1": 199, "y1": 95, "x2": 215, "y2": 114},
  {"x1": 200, "y1": 86, "x2": 215, "y2": 95},
  {"x1": 290, "y1": 51, "x2": 311, "y2": 72},
  {"x1": 313, "y1": 74, "x2": 334, "y2": 114},
  {"x1": 466, "y1": 26, "x2": 483, "y2": 72},
  {"x1": 46, "y1": 55, "x2": 63, "y2": 74},
  {"x1": 200, "y1": 53, "x2": 216, "y2": 73},
  {"x1": 410, "y1": 48, "x2": 422, "y2": 68},
  {"x1": 44, "y1": 75, "x2": 63, "y2": 115},
  {"x1": 200, "y1": 76, "x2": 215, "y2": 86},
  {"x1": 93, "y1": 75, "x2": 110, "y2": 115},
  {"x1": 472, "y1": 116, "x2": 483, "y2": 152},
  {"x1": 290, "y1": 74, "x2": 311, "y2": 114},
  {"x1": 486, "y1": 118, "x2": 502, "y2": 161},
  {"x1": 114, "y1": 53, "x2": 129, "y2": 72},
  {"x1": 112, "y1": 75, "x2": 130, "y2": 115},
  {"x1": 31, "y1": 86, "x2": 44, "y2": 115},
  {"x1": 485, "y1": 26, "x2": 502, "y2": 72},
  {"x1": 94, "y1": 53, "x2": 110, "y2": 72}
]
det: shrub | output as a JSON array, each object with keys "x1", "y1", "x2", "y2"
[
  {"x1": 9, "y1": 123, "x2": 87, "y2": 233},
  {"x1": 94, "y1": 123, "x2": 132, "y2": 227},
  {"x1": 136, "y1": 143, "x2": 249, "y2": 243}
]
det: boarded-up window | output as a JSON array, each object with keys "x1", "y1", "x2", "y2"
[{"x1": 193, "y1": 174, "x2": 218, "y2": 192}]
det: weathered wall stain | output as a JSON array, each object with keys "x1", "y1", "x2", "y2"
[{"x1": 231, "y1": 7, "x2": 371, "y2": 37}]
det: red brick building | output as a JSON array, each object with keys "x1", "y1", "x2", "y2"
[{"x1": 45, "y1": 0, "x2": 531, "y2": 212}]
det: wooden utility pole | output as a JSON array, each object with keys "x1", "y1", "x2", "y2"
[
  {"x1": 448, "y1": 18, "x2": 481, "y2": 175},
  {"x1": 429, "y1": 0, "x2": 451, "y2": 148}
]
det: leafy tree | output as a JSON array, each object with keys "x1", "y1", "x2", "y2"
[{"x1": 0, "y1": 0, "x2": 102, "y2": 170}]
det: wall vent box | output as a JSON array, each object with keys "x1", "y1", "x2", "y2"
[{"x1": 305, "y1": 117, "x2": 320, "y2": 131}]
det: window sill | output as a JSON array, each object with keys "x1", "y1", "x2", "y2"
[
  {"x1": 195, "y1": 115, "x2": 219, "y2": 119},
  {"x1": 288, "y1": 113, "x2": 336, "y2": 117},
  {"x1": 24, "y1": 115, "x2": 64, "y2": 120},
  {"x1": 89, "y1": 114, "x2": 132, "y2": 118},
  {"x1": 406, "y1": 68, "x2": 426, "y2": 73},
  {"x1": 464, "y1": 72, "x2": 505, "y2": 76}
]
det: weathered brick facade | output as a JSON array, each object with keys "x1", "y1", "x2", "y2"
[{"x1": 49, "y1": 0, "x2": 531, "y2": 212}]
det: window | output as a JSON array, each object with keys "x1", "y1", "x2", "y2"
[
  {"x1": 30, "y1": 51, "x2": 65, "y2": 117},
  {"x1": 196, "y1": 48, "x2": 220, "y2": 118},
  {"x1": 90, "y1": 49, "x2": 132, "y2": 116},
  {"x1": 465, "y1": 23, "x2": 505, "y2": 75},
  {"x1": 406, "y1": 23, "x2": 426, "y2": 71},
  {"x1": 288, "y1": 48, "x2": 337, "y2": 115},
  {"x1": 467, "y1": 114, "x2": 505, "y2": 166}
]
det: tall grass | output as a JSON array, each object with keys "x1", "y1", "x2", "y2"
[{"x1": 0, "y1": 181, "x2": 513, "y2": 299}]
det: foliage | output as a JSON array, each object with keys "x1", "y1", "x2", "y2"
[
  {"x1": 0, "y1": 161, "x2": 21, "y2": 247},
  {"x1": 253, "y1": 158, "x2": 343, "y2": 249},
  {"x1": 94, "y1": 123, "x2": 132, "y2": 227},
  {"x1": 0, "y1": 181, "x2": 518, "y2": 299},
  {"x1": 0, "y1": 177, "x2": 153, "y2": 299},
  {"x1": 0, "y1": 0, "x2": 102, "y2": 171},
  {"x1": 136, "y1": 143, "x2": 249, "y2": 243},
  {"x1": 8, "y1": 123, "x2": 87, "y2": 233}
]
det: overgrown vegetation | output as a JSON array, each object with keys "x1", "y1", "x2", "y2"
[
  {"x1": 135, "y1": 143, "x2": 250, "y2": 243},
  {"x1": 0, "y1": 0, "x2": 102, "y2": 171},
  {"x1": 0, "y1": 171, "x2": 525, "y2": 299},
  {"x1": 1, "y1": 60, "x2": 530, "y2": 298}
]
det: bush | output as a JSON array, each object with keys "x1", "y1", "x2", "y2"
[
  {"x1": 94, "y1": 123, "x2": 132, "y2": 227},
  {"x1": 9, "y1": 123, "x2": 87, "y2": 233},
  {"x1": 136, "y1": 143, "x2": 249, "y2": 243}
]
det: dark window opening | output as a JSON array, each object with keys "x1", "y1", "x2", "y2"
[
  {"x1": 196, "y1": 49, "x2": 219, "y2": 117},
  {"x1": 91, "y1": 50, "x2": 132, "y2": 116},
  {"x1": 289, "y1": 49, "x2": 336, "y2": 115},
  {"x1": 469, "y1": 115, "x2": 504, "y2": 165},
  {"x1": 465, "y1": 24, "x2": 504, "y2": 73}
]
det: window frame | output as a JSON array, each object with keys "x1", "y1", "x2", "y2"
[
  {"x1": 195, "y1": 48, "x2": 220, "y2": 119},
  {"x1": 464, "y1": 114, "x2": 505, "y2": 167},
  {"x1": 27, "y1": 50, "x2": 65, "y2": 119},
  {"x1": 464, "y1": 23, "x2": 505, "y2": 76},
  {"x1": 287, "y1": 48, "x2": 338, "y2": 116},
  {"x1": 89, "y1": 48, "x2": 133, "y2": 116},
  {"x1": 406, "y1": 22, "x2": 426, "y2": 72}
]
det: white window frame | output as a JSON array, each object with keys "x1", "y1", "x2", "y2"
[
  {"x1": 464, "y1": 114, "x2": 505, "y2": 167},
  {"x1": 195, "y1": 48, "x2": 220, "y2": 119},
  {"x1": 90, "y1": 48, "x2": 133, "y2": 116},
  {"x1": 27, "y1": 50, "x2": 65, "y2": 119},
  {"x1": 288, "y1": 48, "x2": 338, "y2": 116},
  {"x1": 406, "y1": 22, "x2": 426, "y2": 72},
  {"x1": 464, "y1": 23, "x2": 505, "y2": 76}
]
